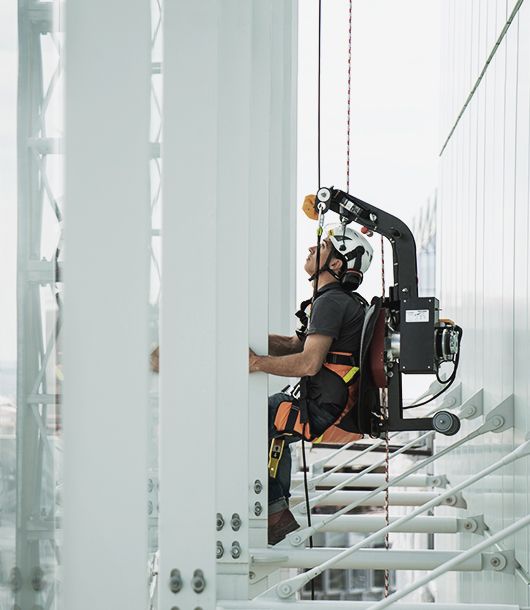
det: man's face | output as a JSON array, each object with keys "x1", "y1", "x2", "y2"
[{"x1": 304, "y1": 238, "x2": 336, "y2": 276}]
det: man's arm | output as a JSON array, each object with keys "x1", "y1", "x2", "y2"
[
  {"x1": 250, "y1": 334, "x2": 333, "y2": 378},
  {"x1": 268, "y1": 334, "x2": 304, "y2": 356}
]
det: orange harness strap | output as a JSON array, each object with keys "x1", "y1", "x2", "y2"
[{"x1": 272, "y1": 352, "x2": 360, "y2": 443}]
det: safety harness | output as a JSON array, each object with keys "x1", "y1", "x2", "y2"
[{"x1": 268, "y1": 289, "x2": 366, "y2": 478}]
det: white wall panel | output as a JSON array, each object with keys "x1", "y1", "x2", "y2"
[
  {"x1": 159, "y1": 1, "x2": 297, "y2": 606},
  {"x1": 437, "y1": 2, "x2": 529, "y2": 605},
  {"x1": 63, "y1": 1, "x2": 151, "y2": 608}
]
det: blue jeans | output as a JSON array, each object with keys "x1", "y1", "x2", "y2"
[{"x1": 268, "y1": 392, "x2": 339, "y2": 514}]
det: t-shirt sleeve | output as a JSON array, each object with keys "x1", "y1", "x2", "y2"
[{"x1": 306, "y1": 295, "x2": 345, "y2": 339}]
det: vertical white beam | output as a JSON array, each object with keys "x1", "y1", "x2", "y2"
[
  {"x1": 268, "y1": 1, "x2": 298, "y2": 394},
  {"x1": 248, "y1": 0, "x2": 272, "y2": 556},
  {"x1": 215, "y1": 0, "x2": 253, "y2": 599},
  {"x1": 158, "y1": 2, "x2": 218, "y2": 610},
  {"x1": 269, "y1": 1, "x2": 298, "y2": 330},
  {"x1": 63, "y1": 1, "x2": 151, "y2": 609}
]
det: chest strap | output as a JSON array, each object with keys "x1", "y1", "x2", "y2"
[{"x1": 325, "y1": 352, "x2": 356, "y2": 366}]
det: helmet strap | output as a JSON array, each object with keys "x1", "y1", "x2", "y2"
[{"x1": 308, "y1": 247, "x2": 337, "y2": 283}]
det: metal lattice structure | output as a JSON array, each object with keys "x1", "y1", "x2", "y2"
[{"x1": 16, "y1": 2, "x2": 63, "y2": 607}]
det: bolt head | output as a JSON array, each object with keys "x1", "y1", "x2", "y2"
[
  {"x1": 231, "y1": 513, "x2": 242, "y2": 531},
  {"x1": 216, "y1": 513, "x2": 224, "y2": 531},
  {"x1": 490, "y1": 416, "x2": 504, "y2": 429},
  {"x1": 278, "y1": 584, "x2": 292, "y2": 598}
]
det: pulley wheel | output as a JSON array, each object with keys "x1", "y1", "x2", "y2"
[{"x1": 432, "y1": 410, "x2": 461, "y2": 436}]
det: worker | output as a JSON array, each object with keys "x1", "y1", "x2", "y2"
[{"x1": 249, "y1": 224, "x2": 373, "y2": 545}]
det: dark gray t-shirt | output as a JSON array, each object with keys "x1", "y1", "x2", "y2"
[{"x1": 306, "y1": 283, "x2": 365, "y2": 358}]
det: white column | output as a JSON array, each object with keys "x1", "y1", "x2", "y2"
[
  {"x1": 215, "y1": 0, "x2": 253, "y2": 599},
  {"x1": 159, "y1": 2, "x2": 297, "y2": 605},
  {"x1": 158, "y1": 2, "x2": 218, "y2": 610},
  {"x1": 63, "y1": 1, "x2": 151, "y2": 609},
  {"x1": 248, "y1": 0, "x2": 272, "y2": 556},
  {"x1": 268, "y1": 2, "x2": 298, "y2": 397}
]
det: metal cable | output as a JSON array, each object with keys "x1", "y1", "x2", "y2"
[
  {"x1": 439, "y1": 0, "x2": 524, "y2": 156},
  {"x1": 346, "y1": 0, "x2": 352, "y2": 193},
  {"x1": 380, "y1": 235, "x2": 390, "y2": 598},
  {"x1": 317, "y1": 0, "x2": 322, "y2": 188},
  {"x1": 302, "y1": 2, "x2": 323, "y2": 600}
]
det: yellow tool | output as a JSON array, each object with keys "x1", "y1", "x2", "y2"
[{"x1": 268, "y1": 438, "x2": 285, "y2": 478}]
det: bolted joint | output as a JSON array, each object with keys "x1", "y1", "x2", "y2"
[
  {"x1": 231, "y1": 541, "x2": 242, "y2": 559},
  {"x1": 216, "y1": 541, "x2": 224, "y2": 559},
  {"x1": 490, "y1": 415, "x2": 505, "y2": 430},
  {"x1": 231, "y1": 513, "x2": 241, "y2": 531},
  {"x1": 254, "y1": 502, "x2": 263, "y2": 516},
  {"x1": 191, "y1": 569, "x2": 206, "y2": 593},
  {"x1": 216, "y1": 513, "x2": 225, "y2": 531},
  {"x1": 277, "y1": 583, "x2": 294, "y2": 598},
  {"x1": 254, "y1": 479, "x2": 263, "y2": 494},
  {"x1": 169, "y1": 569, "x2": 183, "y2": 594},
  {"x1": 489, "y1": 553, "x2": 507, "y2": 571}
]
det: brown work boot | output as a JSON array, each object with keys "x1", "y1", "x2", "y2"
[{"x1": 268, "y1": 508, "x2": 300, "y2": 545}]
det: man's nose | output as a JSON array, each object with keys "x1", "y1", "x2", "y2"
[{"x1": 309, "y1": 246, "x2": 316, "y2": 254}]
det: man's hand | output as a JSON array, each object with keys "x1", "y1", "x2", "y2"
[
  {"x1": 150, "y1": 346, "x2": 159, "y2": 373},
  {"x1": 249, "y1": 348, "x2": 262, "y2": 373},
  {"x1": 248, "y1": 333, "x2": 332, "y2": 378}
]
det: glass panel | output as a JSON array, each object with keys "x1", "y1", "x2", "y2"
[{"x1": 327, "y1": 568, "x2": 347, "y2": 592}]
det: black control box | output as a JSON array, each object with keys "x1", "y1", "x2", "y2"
[{"x1": 399, "y1": 297, "x2": 439, "y2": 374}]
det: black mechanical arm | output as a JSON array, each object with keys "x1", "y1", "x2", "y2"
[{"x1": 316, "y1": 187, "x2": 462, "y2": 436}]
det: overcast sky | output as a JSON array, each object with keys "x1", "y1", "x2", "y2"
[{"x1": 297, "y1": 0, "x2": 441, "y2": 304}]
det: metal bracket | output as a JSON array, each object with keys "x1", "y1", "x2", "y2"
[
  {"x1": 483, "y1": 550, "x2": 516, "y2": 574},
  {"x1": 426, "y1": 474, "x2": 449, "y2": 488},
  {"x1": 249, "y1": 552, "x2": 287, "y2": 585},
  {"x1": 485, "y1": 394, "x2": 514, "y2": 433},
  {"x1": 249, "y1": 552, "x2": 288, "y2": 584},
  {"x1": 442, "y1": 491, "x2": 467, "y2": 509},
  {"x1": 457, "y1": 388, "x2": 483, "y2": 420},
  {"x1": 458, "y1": 514, "x2": 486, "y2": 535}
]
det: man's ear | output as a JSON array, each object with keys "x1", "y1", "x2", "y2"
[{"x1": 329, "y1": 257, "x2": 343, "y2": 274}]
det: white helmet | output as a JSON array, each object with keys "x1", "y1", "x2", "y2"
[{"x1": 326, "y1": 224, "x2": 373, "y2": 274}]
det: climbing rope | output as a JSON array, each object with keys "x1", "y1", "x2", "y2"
[
  {"x1": 302, "y1": 0, "x2": 324, "y2": 600},
  {"x1": 381, "y1": 235, "x2": 391, "y2": 598},
  {"x1": 346, "y1": 0, "x2": 352, "y2": 193}
]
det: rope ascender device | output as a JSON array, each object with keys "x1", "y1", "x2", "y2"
[{"x1": 304, "y1": 187, "x2": 463, "y2": 438}]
